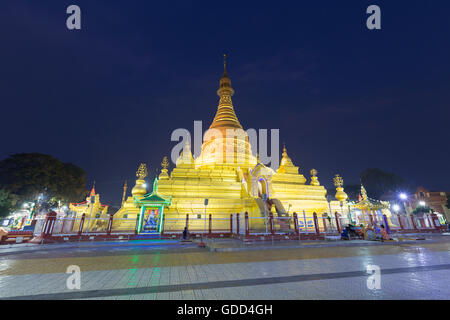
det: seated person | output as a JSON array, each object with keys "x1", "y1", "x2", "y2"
[
  {"x1": 341, "y1": 228, "x2": 349, "y2": 240},
  {"x1": 356, "y1": 225, "x2": 365, "y2": 239},
  {"x1": 374, "y1": 225, "x2": 383, "y2": 240},
  {"x1": 347, "y1": 225, "x2": 358, "y2": 238},
  {"x1": 365, "y1": 227, "x2": 376, "y2": 241},
  {"x1": 380, "y1": 224, "x2": 391, "y2": 241}
]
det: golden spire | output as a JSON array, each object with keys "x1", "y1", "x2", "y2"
[
  {"x1": 223, "y1": 53, "x2": 228, "y2": 76},
  {"x1": 334, "y1": 174, "x2": 348, "y2": 202},
  {"x1": 277, "y1": 144, "x2": 299, "y2": 174},
  {"x1": 176, "y1": 139, "x2": 195, "y2": 167},
  {"x1": 280, "y1": 144, "x2": 294, "y2": 167},
  {"x1": 209, "y1": 54, "x2": 243, "y2": 130},
  {"x1": 333, "y1": 174, "x2": 343, "y2": 188},
  {"x1": 121, "y1": 180, "x2": 128, "y2": 205},
  {"x1": 132, "y1": 163, "x2": 148, "y2": 197},
  {"x1": 310, "y1": 169, "x2": 320, "y2": 186},
  {"x1": 161, "y1": 156, "x2": 169, "y2": 170},
  {"x1": 136, "y1": 163, "x2": 148, "y2": 180},
  {"x1": 361, "y1": 184, "x2": 368, "y2": 200},
  {"x1": 159, "y1": 156, "x2": 170, "y2": 179}
]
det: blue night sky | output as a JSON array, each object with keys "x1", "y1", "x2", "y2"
[{"x1": 1, "y1": 1, "x2": 449, "y2": 205}]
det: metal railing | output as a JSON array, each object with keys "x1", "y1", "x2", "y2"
[
  {"x1": 163, "y1": 214, "x2": 232, "y2": 234},
  {"x1": 33, "y1": 214, "x2": 137, "y2": 237},
  {"x1": 26, "y1": 209, "x2": 448, "y2": 242}
]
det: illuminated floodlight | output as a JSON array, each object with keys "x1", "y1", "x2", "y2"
[
  {"x1": 142, "y1": 183, "x2": 147, "y2": 188},
  {"x1": 399, "y1": 193, "x2": 407, "y2": 200},
  {"x1": 419, "y1": 201, "x2": 426, "y2": 206},
  {"x1": 392, "y1": 204, "x2": 400, "y2": 212}
]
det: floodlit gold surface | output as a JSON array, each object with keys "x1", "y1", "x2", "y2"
[{"x1": 112, "y1": 66, "x2": 392, "y2": 232}]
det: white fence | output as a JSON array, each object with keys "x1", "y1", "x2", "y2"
[{"x1": 33, "y1": 215, "x2": 137, "y2": 237}]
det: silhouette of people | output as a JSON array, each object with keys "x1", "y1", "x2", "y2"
[{"x1": 182, "y1": 226, "x2": 190, "y2": 240}]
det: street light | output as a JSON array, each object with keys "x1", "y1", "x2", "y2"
[
  {"x1": 398, "y1": 193, "x2": 408, "y2": 214},
  {"x1": 392, "y1": 204, "x2": 400, "y2": 212},
  {"x1": 199, "y1": 198, "x2": 208, "y2": 247},
  {"x1": 262, "y1": 194, "x2": 268, "y2": 233},
  {"x1": 419, "y1": 201, "x2": 426, "y2": 206}
]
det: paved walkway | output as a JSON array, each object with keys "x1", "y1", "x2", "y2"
[{"x1": 0, "y1": 238, "x2": 449, "y2": 299}]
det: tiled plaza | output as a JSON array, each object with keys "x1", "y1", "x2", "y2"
[{"x1": 0, "y1": 238, "x2": 449, "y2": 299}]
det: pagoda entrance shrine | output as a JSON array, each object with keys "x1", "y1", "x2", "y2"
[{"x1": 134, "y1": 178, "x2": 172, "y2": 236}]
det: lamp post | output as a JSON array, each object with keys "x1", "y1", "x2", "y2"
[
  {"x1": 399, "y1": 193, "x2": 408, "y2": 214},
  {"x1": 204, "y1": 198, "x2": 208, "y2": 233},
  {"x1": 262, "y1": 194, "x2": 268, "y2": 234},
  {"x1": 347, "y1": 203, "x2": 353, "y2": 224},
  {"x1": 392, "y1": 203, "x2": 400, "y2": 225},
  {"x1": 199, "y1": 198, "x2": 208, "y2": 247}
]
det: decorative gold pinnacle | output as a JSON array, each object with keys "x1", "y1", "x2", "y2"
[
  {"x1": 334, "y1": 174, "x2": 348, "y2": 201},
  {"x1": 333, "y1": 174, "x2": 344, "y2": 188},
  {"x1": 223, "y1": 53, "x2": 227, "y2": 73},
  {"x1": 310, "y1": 169, "x2": 320, "y2": 186},
  {"x1": 121, "y1": 180, "x2": 128, "y2": 205},
  {"x1": 161, "y1": 156, "x2": 169, "y2": 170},
  {"x1": 361, "y1": 184, "x2": 368, "y2": 200},
  {"x1": 210, "y1": 54, "x2": 242, "y2": 130},
  {"x1": 136, "y1": 163, "x2": 148, "y2": 180}
]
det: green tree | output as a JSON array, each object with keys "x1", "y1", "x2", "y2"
[
  {"x1": 360, "y1": 168, "x2": 411, "y2": 199},
  {"x1": 411, "y1": 206, "x2": 433, "y2": 215},
  {"x1": 0, "y1": 189, "x2": 16, "y2": 218},
  {"x1": 0, "y1": 153, "x2": 86, "y2": 208}
]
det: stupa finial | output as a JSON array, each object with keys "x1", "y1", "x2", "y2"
[
  {"x1": 310, "y1": 169, "x2": 320, "y2": 186},
  {"x1": 136, "y1": 163, "x2": 148, "y2": 180},
  {"x1": 333, "y1": 174, "x2": 343, "y2": 188},
  {"x1": 159, "y1": 156, "x2": 170, "y2": 180},
  {"x1": 361, "y1": 184, "x2": 368, "y2": 200},
  {"x1": 223, "y1": 53, "x2": 227, "y2": 70},
  {"x1": 334, "y1": 174, "x2": 348, "y2": 202},
  {"x1": 90, "y1": 181, "x2": 96, "y2": 197},
  {"x1": 161, "y1": 156, "x2": 169, "y2": 170},
  {"x1": 132, "y1": 163, "x2": 148, "y2": 197},
  {"x1": 121, "y1": 180, "x2": 128, "y2": 205},
  {"x1": 210, "y1": 53, "x2": 242, "y2": 130},
  {"x1": 309, "y1": 169, "x2": 320, "y2": 186}
]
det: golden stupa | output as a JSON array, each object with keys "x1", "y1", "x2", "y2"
[{"x1": 112, "y1": 57, "x2": 363, "y2": 234}]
